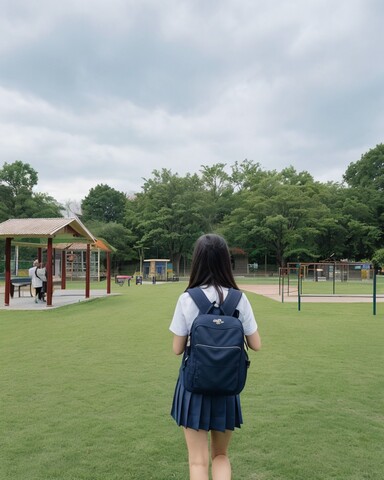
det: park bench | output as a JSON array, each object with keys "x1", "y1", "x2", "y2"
[
  {"x1": 10, "y1": 277, "x2": 33, "y2": 298},
  {"x1": 167, "y1": 275, "x2": 179, "y2": 282},
  {"x1": 115, "y1": 275, "x2": 132, "y2": 286}
]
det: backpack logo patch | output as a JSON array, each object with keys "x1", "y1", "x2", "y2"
[{"x1": 213, "y1": 318, "x2": 224, "y2": 325}]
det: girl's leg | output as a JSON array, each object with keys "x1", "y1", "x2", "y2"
[
  {"x1": 183, "y1": 428, "x2": 209, "y2": 480},
  {"x1": 210, "y1": 430, "x2": 233, "y2": 480}
]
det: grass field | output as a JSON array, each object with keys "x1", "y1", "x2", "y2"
[{"x1": 1, "y1": 282, "x2": 384, "y2": 479}]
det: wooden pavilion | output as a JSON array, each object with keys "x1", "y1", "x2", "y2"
[
  {"x1": 54, "y1": 238, "x2": 115, "y2": 282},
  {"x1": 0, "y1": 218, "x2": 113, "y2": 307}
]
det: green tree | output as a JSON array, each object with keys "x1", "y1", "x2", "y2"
[
  {"x1": 81, "y1": 184, "x2": 127, "y2": 223},
  {"x1": 221, "y1": 171, "x2": 332, "y2": 266},
  {"x1": 0, "y1": 161, "x2": 62, "y2": 219},
  {"x1": 331, "y1": 186, "x2": 381, "y2": 259},
  {"x1": 199, "y1": 163, "x2": 235, "y2": 229},
  {"x1": 85, "y1": 220, "x2": 136, "y2": 273},
  {"x1": 200, "y1": 163, "x2": 231, "y2": 200},
  {"x1": 11, "y1": 192, "x2": 62, "y2": 218},
  {"x1": 230, "y1": 159, "x2": 270, "y2": 191},
  {"x1": 131, "y1": 169, "x2": 208, "y2": 275},
  {"x1": 312, "y1": 181, "x2": 380, "y2": 260},
  {"x1": 314, "y1": 182, "x2": 356, "y2": 260},
  {"x1": 0, "y1": 184, "x2": 13, "y2": 222},
  {"x1": 371, "y1": 248, "x2": 384, "y2": 270},
  {"x1": 278, "y1": 165, "x2": 315, "y2": 186},
  {"x1": 343, "y1": 144, "x2": 384, "y2": 190},
  {"x1": 343, "y1": 145, "x2": 384, "y2": 244},
  {"x1": 0, "y1": 160, "x2": 38, "y2": 196}
]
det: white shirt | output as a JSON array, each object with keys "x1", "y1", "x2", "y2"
[
  {"x1": 169, "y1": 285, "x2": 258, "y2": 337},
  {"x1": 29, "y1": 266, "x2": 43, "y2": 288}
]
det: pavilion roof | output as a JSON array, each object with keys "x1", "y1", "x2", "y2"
[
  {"x1": 54, "y1": 238, "x2": 115, "y2": 253},
  {"x1": 229, "y1": 247, "x2": 247, "y2": 256},
  {"x1": 0, "y1": 217, "x2": 96, "y2": 245}
]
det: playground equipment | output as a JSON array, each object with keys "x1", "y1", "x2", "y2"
[{"x1": 279, "y1": 262, "x2": 382, "y2": 315}]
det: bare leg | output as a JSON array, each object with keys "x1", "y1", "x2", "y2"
[
  {"x1": 211, "y1": 430, "x2": 233, "y2": 480},
  {"x1": 183, "y1": 428, "x2": 209, "y2": 480}
]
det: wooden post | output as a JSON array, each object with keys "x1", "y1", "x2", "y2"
[
  {"x1": 106, "y1": 251, "x2": 111, "y2": 294},
  {"x1": 61, "y1": 250, "x2": 66, "y2": 289},
  {"x1": 85, "y1": 244, "x2": 90, "y2": 298},
  {"x1": 46, "y1": 238, "x2": 53, "y2": 306},
  {"x1": 4, "y1": 238, "x2": 12, "y2": 306}
]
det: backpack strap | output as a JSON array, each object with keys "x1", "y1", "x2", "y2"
[
  {"x1": 187, "y1": 287, "x2": 214, "y2": 314},
  {"x1": 35, "y1": 268, "x2": 41, "y2": 280},
  {"x1": 187, "y1": 287, "x2": 242, "y2": 315},
  {"x1": 220, "y1": 288, "x2": 242, "y2": 316}
]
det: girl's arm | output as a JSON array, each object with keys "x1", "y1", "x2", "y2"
[
  {"x1": 173, "y1": 335, "x2": 188, "y2": 355},
  {"x1": 246, "y1": 330, "x2": 261, "y2": 351}
]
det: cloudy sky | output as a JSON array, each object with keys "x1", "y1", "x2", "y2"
[{"x1": 1, "y1": 0, "x2": 383, "y2": 205}]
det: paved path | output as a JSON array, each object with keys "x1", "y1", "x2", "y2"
[{"x1": 0, "y1": 289, "x2": 116, "y2": 310}]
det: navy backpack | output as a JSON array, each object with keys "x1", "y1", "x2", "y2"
[{"x1": 181, "y1": 287, "x2": 250, "y2": 396}]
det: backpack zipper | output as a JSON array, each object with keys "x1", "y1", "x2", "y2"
[{"x1": 196, "y1": 344, "x2": 241, "y2": 350}]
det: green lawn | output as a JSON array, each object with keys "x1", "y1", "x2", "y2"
[{"x1": 1, "y1": 282, "x2": 384, "y2": 479}]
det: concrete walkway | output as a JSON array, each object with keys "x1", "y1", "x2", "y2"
[{"x1": 0, "y1": 288, "x2": 116, "y2": 310}]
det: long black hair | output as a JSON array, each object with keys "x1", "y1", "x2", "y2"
[{"x1": 187, "y1": 234, "x2": 239, "y2": 303}]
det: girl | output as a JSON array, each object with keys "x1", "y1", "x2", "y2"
[{"x1": 170, "y1": 234, "x2": 261, "y2": 480}]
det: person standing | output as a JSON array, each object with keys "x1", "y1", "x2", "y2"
[
  {"x1": 169, "y1": 234, "x2": 261, "y2": 480},
  {"x1": 28, "y1": 259, "x2": 43, "y2": 303},
  {"x1": 36, "y1": 263, "x2": 47, "y2": 302}
]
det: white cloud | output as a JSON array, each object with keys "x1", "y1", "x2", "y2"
[{"x1": 1, "y1": 0, "x2": 384, "y2": 203}]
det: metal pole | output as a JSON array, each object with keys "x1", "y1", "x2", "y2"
[
  {"x1": 373, "y1": 268, "x2": 377, "y2": 316},
  {"x1": 298, "y1": 263, "x2": 301, "y2": 312},
  {"x1": 287, "y1": 268, "x2": 290, "y2": 296},
  {"x1": 282, "y1": 273, "x2": 284, "y2": 303}
]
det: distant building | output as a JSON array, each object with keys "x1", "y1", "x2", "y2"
[
  {"x1": 229, "y1": 247, "x2": 249, "y2": 275},
  {"x1": 143, "y1": 259, "x2": 171, "y2": 280}
]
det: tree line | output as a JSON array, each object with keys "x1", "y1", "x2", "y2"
[{"x1": 2, "y1": 144, "x2": 384, "y2": 274}]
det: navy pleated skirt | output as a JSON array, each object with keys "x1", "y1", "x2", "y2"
[{"x1": 170, "y1": 375, "x2": 243, "y2": 432}]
